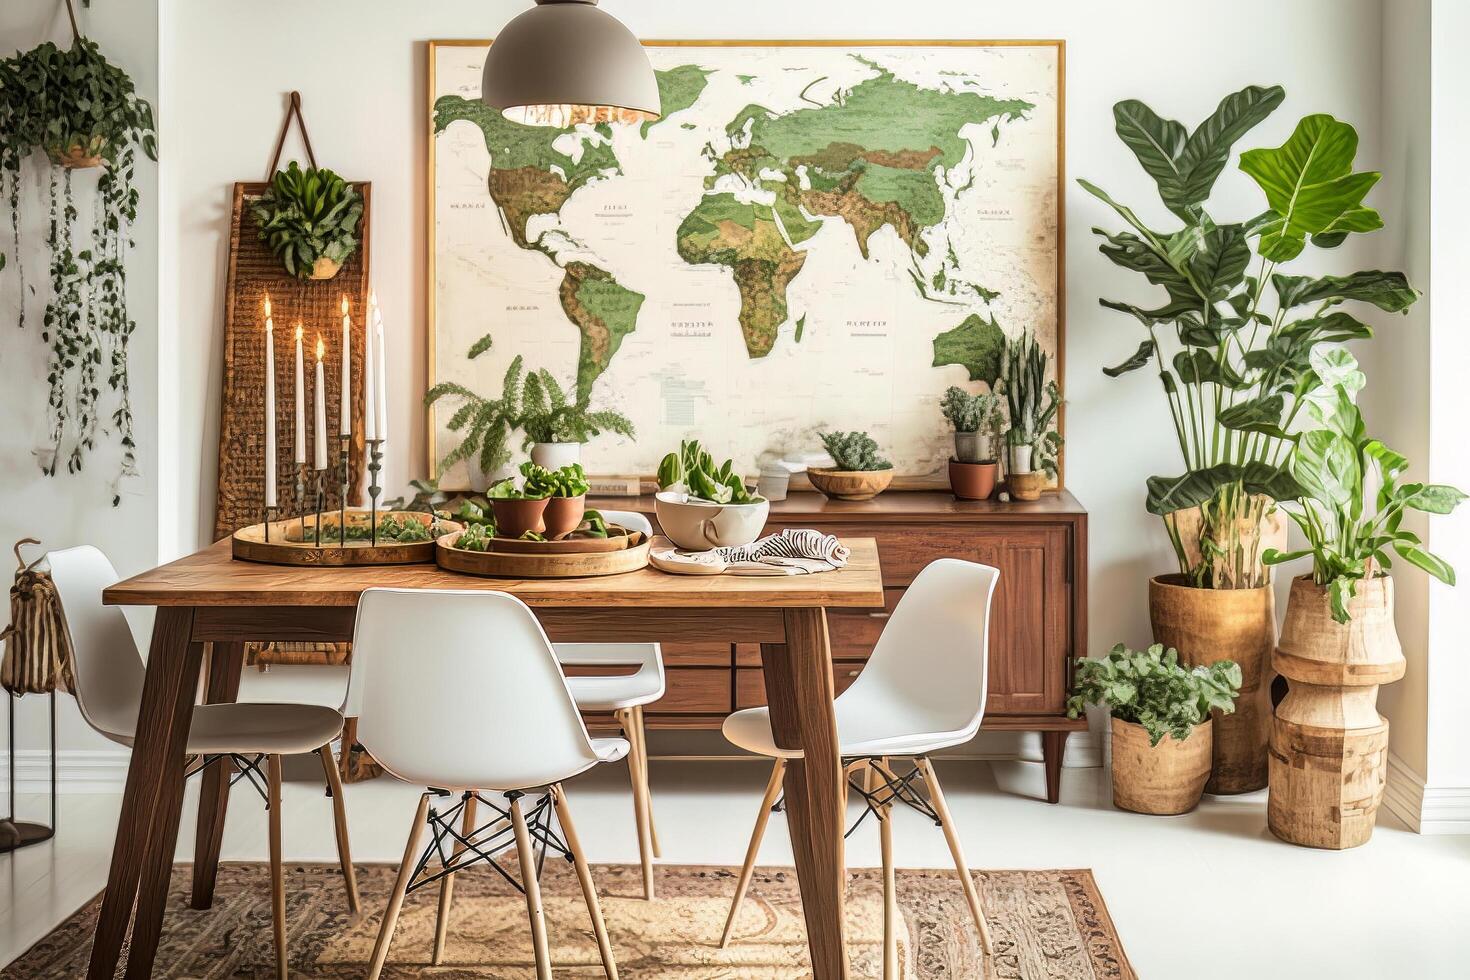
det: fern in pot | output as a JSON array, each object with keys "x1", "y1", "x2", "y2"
[
  {"x1": 941, "y1": 386, "x2": 1004, "y2": 500},
  {"x1": 1068, "y1": 643, "x2": 1241, "y2": 815},
  {"x1": 425, "y1": 334, "x2": 523, "y2": 490},
  {"x1": 518, "y1": 368, "x2": 634, "y2": 470}
]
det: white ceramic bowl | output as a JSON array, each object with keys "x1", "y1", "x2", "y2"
[{"x1": 654, "y1": 491, "x2": 769, "y2": 551}]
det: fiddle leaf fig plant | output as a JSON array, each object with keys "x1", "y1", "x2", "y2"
[
  {"x1": 0, "y1": 33, "x2": 157, "y2": 503},
  {"x1": 1084, "y1": 84, "x2": 1419, "y2": 588},
  {"x1": 1067, "y1": 643, "x2": 1241, "y2": 746},
  {"x1": 249, "y1": 161, "x2": 363, "y2": 279}
]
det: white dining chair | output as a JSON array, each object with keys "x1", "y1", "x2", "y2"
[
  {"x1": 552, "y1": 508, "x2": 666, "y2": 901},
  {"x1": 348, "y1": 587, "x2": 628, "y2": 980},
  {"x1": 718, "y1": 558, "x2": 1001, "y2": 974},
  {"x1": 47, "y1": 546, "x2": 357, "y2": 979}
]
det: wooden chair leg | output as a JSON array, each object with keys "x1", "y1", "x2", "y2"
[
  {"x1": 552, "y1": 784, "x2": 619, "y2": 980},
  {"x1": 917, "y1": 758, "x2": 992, "y2": 958},
  {"x1": 720, "y1": 759, "x2": 786, "y2": 948},
  {"x1": 267, "y1": 754, "x2": 289, "y2": 979},
  {"x1": 620, "y1": 708, "x2": 656, "y2": 901},
  {"x1": 318, "y1": 745, "x2": 359, "y2": 915},
  {"x1": 367, "y1": 793, "x2": 431, "y2": 980},
  {"x1": 511, "y1": 794, "x2": 553, "y2": 980},
  {"x1": 633, "y1": 705, "x2": 661, "y2": 859},
  {"x1": 872, "y1": 760, "x2": 898, "y2": 980},
  {"x1": 433, "y1": 792, "x2": 478, "y2": 966}
]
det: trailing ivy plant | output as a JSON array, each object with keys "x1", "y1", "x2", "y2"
[
  {"x1": 1083, "y1": 84, "x2": 1418, "y2": 587},
  {"x1": 1262, "y1": 349, "x2": 1466, "y2": 622},
  {"x1": 249, "y1": 161, "x2": 363, "y2": 279},
  {"x1": 1067, "y1": 643, "x2": 1241, "y2": 746},
  {"x1": 0, "y1": 31, "x2": 157, "y2": 503}
]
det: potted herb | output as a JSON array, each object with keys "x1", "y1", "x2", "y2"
[
  {"x1": 940, "y1": 386, "x2": 1005, "y2": 500},
  {"x1": 0, "y1": 30, "x2": 157, "y2": 500},
  {"x1": 809, "y1": 431, "x2": 894, "y2": 501},
  {"x1": 524, "y1": 461, "x2": 591, "y2": 540},
  {"x1": 485, "y1": 462, "x2": 551, "y2": 538},
  {"x1": 1260, "y1": 351, "x2": 1464, "y2": 848},
  {"x1": 425, "y1": 336, "x2": 523, "y2": 489},
  {"x1": 655, "y1": 440, "x2": 768, "y2": 550},
  {"x1": 519, "y1": 368, "x2": 635, "y2": 469},
  {"x1": 249, "y1": 161, "x2": 363, "y2": 280},
  {"x1": 1000, "y1": 330, "x2": 1061, "y2": 501},
  {"x1": 1068, "y1": 643, "x2": 1241, "y2": 815},
  {"x1": 1084, "y1": 86, "x2": 1419, "y2": 794}
]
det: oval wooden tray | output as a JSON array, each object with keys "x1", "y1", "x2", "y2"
[
  {"x1": 232, "y1": 511, "x2": 461, "y2": 566},
  {"x1": 437, "y1": 528, "x2": 651, "y2": 578},
  {"x1": 484, "y1": 526, "x2": 644, "y2": 555}
]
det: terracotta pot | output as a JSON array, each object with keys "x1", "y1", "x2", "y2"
[
  {"x1": 308, "y1": 256, "x2": 343, "y2": 280},
  {"x1": 807, "y1": 467, "x2": 893, "y2": 501},
  {"x1": 491, "y1": 497, "x2": 548, "y2": 538},
  {"x1": 1111, "y1": 717, "x2": 1213, "y2": 815},
  {"x1": 542, "y1": 494, "x2": 587, "y2": 540},
  {"x1": 1009, "y1": 472, "x2": 1045, "y2": 501},
  {"x1": 948, "y1": 460, "x2": 998, "y2": 500},
  {"x1": 1149, "y1": 574, "x2": 1274, "y2": 794},
  {"x1": 1268, "y1": 575, "x2": 1403, "y2": 849}
]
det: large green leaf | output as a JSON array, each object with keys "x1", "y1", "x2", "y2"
[
  {"x1": 1279, "y1": 310, "x2": 1374, "y2": 345},
  {"x1": 1102, "y1": 340, "x2": 1156, "y2": 378},
  {"x1": 1312, "y1": 206, "x2": 1384, "y2": 248},
  {"x1": 1078, "y1": 179, "x2": 1165, "y2": 247},
  {"x1": 1186, "y1": 223, "x2": 1250, "y2": 302},
  {"x1": 1112, "y1": 100, "x2": 1189, "y2": 216},
  {"x1": 1239, "y1": 114, "x2": 1382, "y2": 261},
  {"x1": 1394, "y1": 543, "x2": 1456, "y2": 585},
  {"x1": 1401, "y1": 484, "x2": 1468, "y2": 515},
  {"x1": 1217, "y1": 394, "x2": 1285, "y2": 435},
  {"x1": 1099, "y1": 297, "x2": 1197, "y2": 327},
  {"x1": 1172, "y1": 349, "x2": 1247, "y2": 388},
  {"x1": 1273, "y1": 270, "x2": 1418, "y2": 312},
  {"x1": 1292, "y1": 429, "x2": 1357, "y2": 507},
  {"x1": 1145, "y1": 462, "x2": 1303, "y2": 515}
]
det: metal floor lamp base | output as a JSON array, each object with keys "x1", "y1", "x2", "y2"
[{"x1": 2, "y1": 691, "x2": 56, "y2": 854}]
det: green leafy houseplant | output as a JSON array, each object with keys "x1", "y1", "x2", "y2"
[
  {"x1": 819, "y1": 431, "x2": 892, "y2": 472},
  {"x1": 1067, "y1": 643, "x2": 1242, "y2": 746},
  {"x1": 1, "y1": 32, "x2": 157, "y2": 502},
  {"x1": 1084, "y1": 84, "x2": 1418, "y2": 588},
  {"x1": 1262, "y1": 349, "x2": 1466, "y2": 622},
  {"x1": 249, "y1": 161, "x2": 363, "y2": 280},
  {"x1": 999, "y1": 331, "x2": 1061, "y2": 478},
  {"x1": 522, "y1": 461, "x2": 590, "y2": 498},
  {"x1": 518, "y1": 368, "x2": 634, "y2": 448},
  {"x1": 657, "y1": 440, "x2": 761, "y2": 505},
  {"x1": 940, "y1": 386, "x2": 1005, "y2": 463},
  {"x1": 425, "y1": 334, "x2": 523, "y2": 479}
]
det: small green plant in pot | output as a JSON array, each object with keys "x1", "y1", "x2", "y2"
[
  {"x1": 250, "y1": 161, "x2": 363, "y2": 280},
  {"x1": 519, "y1": 368, "x2": 635, "y2": 470},
  {"x1": 524, "y1": 461, "x2": 591, "y2": 539},
  {"x1": 941, "y1": 386, "x2": 1005, "y2": 500},
  {"x1": 1068, "y1": 643, "x2": 1241, "y2": 815},
  {"x1": 810, "y1": 431, "x2": 894, "y2": 501},
  {"x1": 1000, "y1": 331, "x2": 1061, "y2": 500},
  {"x1": 655, "y1": 440, "x2": 769, "y2": 550},
  {"x1": 485, "y1": 462, "x2": 552, "y2": 538}
]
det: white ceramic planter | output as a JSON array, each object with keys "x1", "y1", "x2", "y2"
[
  {"x1": 1009, "y1": 444, "x2": 1034, "y2": 474},
  {"x1": 654, "y1": 491, "x2": 769, "y2": 551},
  {"x1": 530, "y1": 441, "x2": 582, "y2": 470}
]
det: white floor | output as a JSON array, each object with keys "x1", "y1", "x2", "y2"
[{"x1": 2, "y1": 756, "x2": 1468, "y2": 978}]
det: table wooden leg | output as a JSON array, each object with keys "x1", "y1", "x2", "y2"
[
  {"x1": 87, "y1": 608, "x2": 201, "y2": 980},
  {"x1": 191, "y1": 641, "x2": 246, "y2": 909},
  {"x1": 761, "y1": 607, "x2": 850, "y2": 980},
  {"x1": 1042, "y1": 731, "x2": 1069, "y2": 805}
]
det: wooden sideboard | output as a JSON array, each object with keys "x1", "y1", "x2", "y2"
[{"x1": 587, "y1": 490, "x2": 1089, "y2": 803}]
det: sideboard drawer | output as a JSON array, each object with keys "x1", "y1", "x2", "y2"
[
  {"x1": 649, "y1": 667, "x2": 731, "y2": 714},
  {"x1": 734, "y1": 663, "x2": 864, "y2": 709},
  {"x1": 661, "y1": 641, "x2": 734, "y2": 666}
]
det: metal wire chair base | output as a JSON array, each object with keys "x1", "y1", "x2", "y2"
[
  {"x1": 403, "y1": 790, "x2": 573, "y2": 897},
  {"x1": 770, "y1": 756, "x2": 941, "y2": 838}
]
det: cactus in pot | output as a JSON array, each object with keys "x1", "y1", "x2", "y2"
[
  {"x1": 1001, "y1": 330, "x2": 1062, "y2": 478},
  {"x1": 940, "y1": 386, "x2": 1005, "y2": 463}
]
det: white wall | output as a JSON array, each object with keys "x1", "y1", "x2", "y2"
[{"x1": 0, "y1": 0, "x2": 160, "y2": 764}]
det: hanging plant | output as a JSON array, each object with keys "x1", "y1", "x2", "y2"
[
  {"x1": 0, "y1": 11, "x2": 157, "y2": 504},
  {"x1": 249, "y1": 161, "x2": 363, "y2": 280}
]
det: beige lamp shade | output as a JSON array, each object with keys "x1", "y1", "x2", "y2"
[{"x1": 481, "y1": 0, "x2": 660, "y2": 128}]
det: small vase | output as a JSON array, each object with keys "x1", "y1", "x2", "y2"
[
  {"x1": 530, "y1": 441, "x2": 582, "y2": 470},
  {"x1": 1009, "y1": 444, "x2": 1034, "y2": 474},
  {"x1": 1009, "y1": 472, "x2": 1045, "y2": 501},
  {"x1": 1111, "y1": 717, "x2": 1213, "y2": 815},
  {"x1": 542, "y1": 495, "x2": 587, "y2": 540},
  {"x1": 491, "y1": 497, "x2": 548, "y2": 538},
  {"x1": 948, "y1": 460, "x2": 998, "y2": 500}
]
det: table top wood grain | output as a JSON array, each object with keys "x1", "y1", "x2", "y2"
[{"x1": 104, "y1": 536, "x2": 884, "y2": 609}]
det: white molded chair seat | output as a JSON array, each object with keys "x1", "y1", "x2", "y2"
[
  {"x1": 721, "y1": 702, "x2": 976, "y2": 760},
  {"x1": 558, "y1": 643, "x2": 666, "y2": 711},
  {"x1": 590, "y1": 737, "x2": 632, "y2": 763},
  {"x1": 237, "y1": 663, "x2": 351, "y2": 708},
  {"x1": 161, "y1": 702, "x2": 344, "y2": 756}
]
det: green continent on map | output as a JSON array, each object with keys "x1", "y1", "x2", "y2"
[
  {"x1": 559, "y1": 262, "x2": 646, "y2": 401},
  {"x1": 643, "y1": 65, "x2": 713, "y2": 137},
  {"x1": 676, "y1": 193, "x2": 807, "y2": 358},
  {"x1": 932, "y1": 313, "x2": 1006, "y2": 386}
]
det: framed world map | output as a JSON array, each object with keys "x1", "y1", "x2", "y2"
[{"x1": 428, "y1": 39, "x2": 1064, "y2": 489}]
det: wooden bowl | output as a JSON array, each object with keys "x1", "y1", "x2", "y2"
[
  {"x1": 1009, "y1": 472, "x2": 1046, "y2": 501},
  {"x1": 807, "y1": 467, "x2": 893, "y2": 501}
]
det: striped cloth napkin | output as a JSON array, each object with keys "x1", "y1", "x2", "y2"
[{"x1": 713, "y1": 528, "x2": 850, "y2": 571}]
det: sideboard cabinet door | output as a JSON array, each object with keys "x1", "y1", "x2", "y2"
[{"x1": 968, "y1": 526, "x2": 1072, "y2": 716}]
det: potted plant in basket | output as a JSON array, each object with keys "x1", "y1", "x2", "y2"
[
  {"x1": 249, "y1": 161, "x2": 363, "y2": 280},
  {"x1": 809, "y1": 431, "x2": 894, "y2": 501},
  {"x1": 941, "y1": 386, "x2": 1005, "y2": 500},
  {"x1": 1083, "y1": 84, "x2": 1419, "y2": 794},
  {"x1": 524, "y1": 461, "x2": 591, "y2": 540},
  {"x1": 999, "y1": 330, "x2": 1060, "y2": 501},
  {"x1": 518, "y1": 367, "x2": 635, "y2": 469},
  {"x1": 1068, "y1": 643, "x2": 1241, "y2": 815},
  {"x1": 1260, "y1": 351, "x2": 1464, "y2": 848}
]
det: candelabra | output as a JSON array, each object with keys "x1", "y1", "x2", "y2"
[
  {"x1": 367, "y1": 438, "x2": 384, "y2": 546},
  {"x1": 295, "y1": 463, "x2": 309, "y2": 541},
  {"x1": 338, "y1": 435, "x2": 351, "y2": 548},
  {"x1": 313, "y1": 468, "x2": 326, "y2": 546},
  {"x1": 264, "y1": 504, "x2": 278, "y2": 543}
]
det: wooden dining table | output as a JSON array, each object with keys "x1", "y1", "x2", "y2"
[{"x1": 89, "y1": 535, "x2": 883, "y2": 979}]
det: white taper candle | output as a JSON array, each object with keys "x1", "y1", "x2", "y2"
[
  {"x1": 314, "y1": 337, "x2": 328, "y2": 471},
  {"x1": 264, "y1": 297, "x2": 277, "y2": 508},
  {"x1": 363, "y1": 290, "x2": 377, "y2": 442},
  {"x1": 293, "y1": 324, "x2": 306, "y2": 465},
  {"x1": 339, "y1": 296, "x2": 351, "y2": 436}
]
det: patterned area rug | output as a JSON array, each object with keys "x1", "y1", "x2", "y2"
[{"x1": 7, "y1": 863, "x2": 1133, "y2": 978}]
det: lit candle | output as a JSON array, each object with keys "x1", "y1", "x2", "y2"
[
  {"x1": 314, "y1": 337, "x2": 328, "y2": 471},
  {"x1": 339, "y1": 295, "x2": 351, "y2": 436},
  {"x1": 264, "y1": 296, "x2": 277, "y2": 508},
  {"x1": 363, "y1": 291, "x2": 377, "y2": 442},
  {"x1": 293, "y1": 324, "x2": 306, "y2": 465}
]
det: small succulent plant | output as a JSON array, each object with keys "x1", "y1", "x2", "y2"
[
  {"x1": 250, "y1": 161, "x2": 363, "y2": 279},
  {"x1": 819, "y1": 431, "x2": 892, "y2": 472}
]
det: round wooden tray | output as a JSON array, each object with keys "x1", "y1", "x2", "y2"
[
  {"x1": 482, "y1": 526, "x2": 644, "y2": 555},
  {"x1": 436, "y1": 527, "x2": 651, "y2": 578},
  {"x1": 232, "y1": 511, "x2": 462, "y2": 566}
]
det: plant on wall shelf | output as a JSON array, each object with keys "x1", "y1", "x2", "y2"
[
  {"x1": 1000, "y1": 330, "x2": 1061, "y2": 478},
  {"x1": 0, "y1": 25, "x2": 157, "y2": 504},
  {"x1": 1083, "y1": 84, "x2": 1419, "y2": 588},
  {"x1": 249, "y1": 161, "x2": 363, "y2": 280},
  {"x1": 518, "y1": 368, "x2": 635, "y2": 448}
]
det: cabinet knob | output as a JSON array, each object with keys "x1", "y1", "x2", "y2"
[{"x1": 868, "y1": 611, "x2": 890, "y2": 620}]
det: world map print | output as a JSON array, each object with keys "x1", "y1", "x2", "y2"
[{"x1": 430, "y1": 42, "x2": 1060, "y2": 486}]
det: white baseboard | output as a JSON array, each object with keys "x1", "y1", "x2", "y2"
[{"x1": 1383, "y1": 752, "x2": 1470, "y2": 835}]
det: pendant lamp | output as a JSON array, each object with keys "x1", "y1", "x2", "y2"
[{"x1": 481, "y1": 0, "x2": 660, "y2": 128}]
